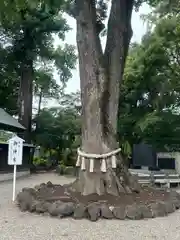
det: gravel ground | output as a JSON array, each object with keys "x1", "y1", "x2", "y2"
[{"x1": 0, "y1": 173, "x2": 180, "y2": 240}]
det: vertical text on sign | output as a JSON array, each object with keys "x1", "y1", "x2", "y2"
[{"x1": 8, "y1": 135, "x2": 24, "y2": 165}]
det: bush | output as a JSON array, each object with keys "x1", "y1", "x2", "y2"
[
  {"x1": 33, "y1": 157, "x2": 53, "y2": 169},
  {"x1": 61, "y1": 148, "x2": 77, "y2": 166},
  {"x1": 33, "y1": 157, "x2": 47, "y2": 166},
  {"x1": 56, "y1": 164, "x2": 66, "y2": 175}
]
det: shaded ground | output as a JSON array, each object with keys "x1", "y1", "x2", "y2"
[{"x1": 1, "y1": 173, "x2": 180, "y2": 239}]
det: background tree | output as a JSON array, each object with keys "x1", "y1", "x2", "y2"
[
  {"x1": 33, "y1": 92, "x2": 81, "y2": 163},
  {"x1": 0, "y1": 45, "x2": 19, "y2": 115},
  {"x1": 118, "y1": 5, "x2": 180, "y2": 154},
  {"x1": 33, "y1": 68, "x2": 63, "y2": 117},
  {"x1": 0, "y1": 0, "x2": 76, "y2": 142}
]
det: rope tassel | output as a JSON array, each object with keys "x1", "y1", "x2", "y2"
[
  {"x1": 111, "y1": 155, "x2": 117, "y2": 168},
  {"x1": 101, "y1": 159, "x2": 107, "y2": 172},
  {"x1": 76, "y1": 155, "x2": 81, "y2": 167},
  {"x1": 89, "y1": 158, "x2": 94, "y2": 172},
  {"x1": 81, "y1": 157, "x2": 86, "y2": 170}
]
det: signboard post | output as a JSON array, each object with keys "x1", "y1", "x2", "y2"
[{"x1": 8, "y1": 135, "x2": 24, "y2": 202}]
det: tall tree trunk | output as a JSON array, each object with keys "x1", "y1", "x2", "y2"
[
  {"x1": 30, "y1": 90, "x2": 42, "y2": 171},
  {"x1": 37, "y1": 89, "x2": 43, "y2": 117},
  {"x1": 18, "y1": 60, "x2": 33, "y2": 143},
  {"x1": 72, "y1": 0, "x2": 139, "y2": 196},
  {"x1": 35, "y1": 88, "x2": 43, "y2": 132}
]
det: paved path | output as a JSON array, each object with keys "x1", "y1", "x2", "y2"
[{"x1": 0, "y1": 173, "x2": 180, "y2": 240}]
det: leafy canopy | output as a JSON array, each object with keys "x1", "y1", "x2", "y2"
[
  {"x1": 118, "y1": 11, "x2": 180, "y2": 151},
  {"x1": 0, "y1": 0, "x2": 77, "y2": 114}
]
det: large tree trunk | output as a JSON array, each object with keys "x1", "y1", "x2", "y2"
[
  {"x1": 35, "y1": 88, "x2": 43, "y2": 132},
  {"x1": 37, "y1": 89, "x2": 42, "y2": 117},
  {"x1": 18, "y1": 60, "x2": 33, "y2": 143},
  {"x1": 73, "y1": 0, "x2": 139, "y2": 196}
]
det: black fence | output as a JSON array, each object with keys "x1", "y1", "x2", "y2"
[
  {"x1": 132, "y1": 143, "x2": 176, "y2": 170},
  {"x1": 132, "y1": 143, "x2": 157, "y2": 168}
]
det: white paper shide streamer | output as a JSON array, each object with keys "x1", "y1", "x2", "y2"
[
  {"x1": 81, "y1": 157, "x2": 86, "y2": 170},
  {"x1": 76, "y1": 155, "x2": 81, "y2": 167},
  {"x1": 100, "y1": 159, "x2": 107, "y2": 172},
  {"x1": 89, "y1": 158, "x2": 94, "y2": 172},
  {"x1": 76, "y1": 147, "x2": 121, "y2": 172},
  {"x1": 111, "y1": 155, "x2": 117, "y2": 169}
]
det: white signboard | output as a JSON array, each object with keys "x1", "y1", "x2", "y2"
[
  {"x1": 8, "y1": 135, "x2": 24, "y2": 165},
  {"x1": 7, "y1": 135, "x2": 24, "y2": 201}
]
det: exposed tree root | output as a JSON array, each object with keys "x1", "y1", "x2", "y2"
[{"x1": 66, "y1": 166, "x2": 141, "y2": 197}]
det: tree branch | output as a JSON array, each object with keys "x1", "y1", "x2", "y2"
[
  {"x1": 75, "y1": 0, "x2": 104, "y2": 90},
  {"x1": 105, "y1": 0, "x2": 134, "y2": 74},
  {"x1": 75, "y1": 0, "x2": 103, "y2": 54},
  {"x1": 101, "y1": 0, "x2": 134, "y2": 139}
]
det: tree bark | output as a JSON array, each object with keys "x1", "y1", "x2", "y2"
[
  {"x1": 18, "y1": 60, "x2": 33, "y2": 143},
  {"x1": 37, "y1": 89, "x2": 43, "y2": 117},
  {"x1": 73, "y1": 0, "x2": 139, "y2": 196},
  {"x1": 104, "y1": 0, "x2": 133, "y2": 134}
]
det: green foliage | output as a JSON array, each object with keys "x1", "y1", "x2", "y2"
[
  {"x1": 32, "y1": 92, "x2": 81, "y2": 164},
  {"x1": 121, "y1": 140, "x2": 132, "y2": 157},
  {"x1": 0, "y1": 0, "x2": 77, "y2": 144},
  {"x1": 33, "y1": 107, "x2": 80, "y2": 148},
  {"x1": 33, "y1": 68, "x2": 63, "y2": 109},
  {"x1": 33, "y1": 157, "x2": 48, "y2": 166},
  {"x1": 34, "y1": 70, "x2": 59, "y2": 97},
  {"x1": 0, "y1": 0, "x2": 76, "y2": 123},
  {"x1": 54, "y1": 44, "x2": 77, "y2": 83},
  {"x1": 61, "y1": 148, "x2": 77, "y2": 166},
  {"x1": 118, "y1": 12, "x2": 180, "y2": 151},
  {"x1": 0, "y1": 46, "x2": 19, "y2": 114},
  {"x1": 135, "y1": 112, "x2": 162, "y2": 132},
  {"x1": 134, "y1": 0, "x2": 177, "y2": 9},
  {"x1": 0, "y1": 0, "x2": 179, "y2": 156},
  {"x1": 0, "y1": 130, "x2": 14, "y2": 142},
  {"x1": 56, "y1": 163, "x2": 66, "y2": 175}
]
